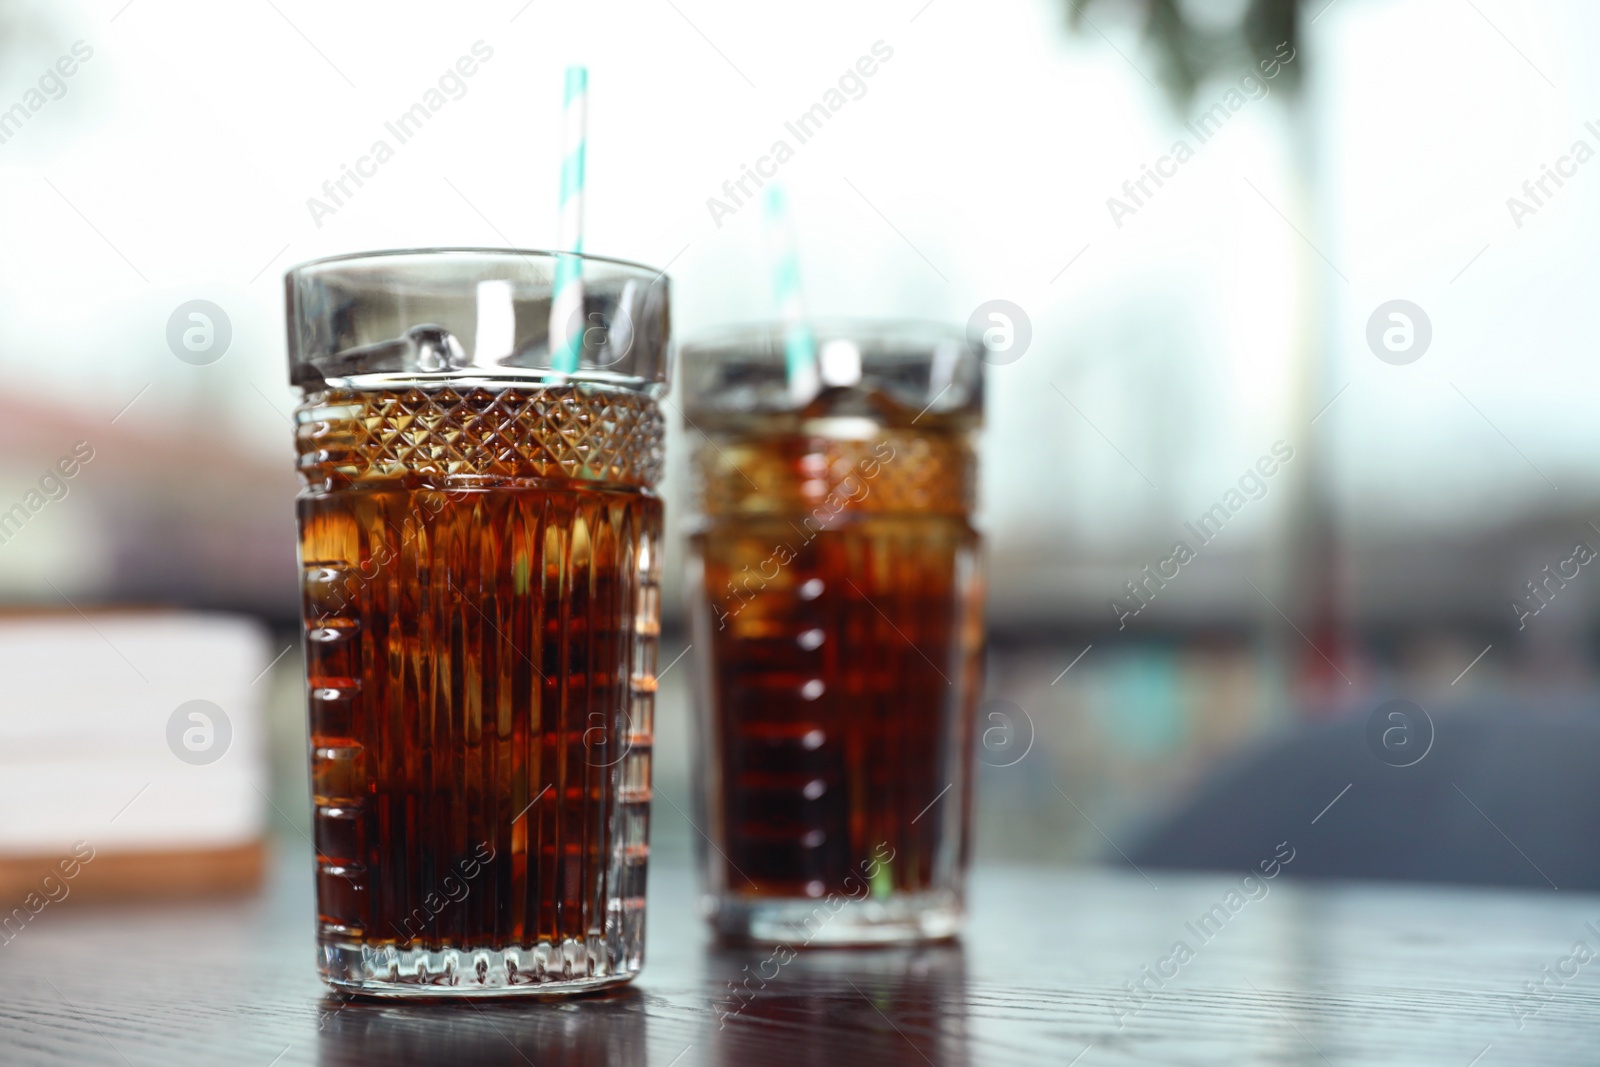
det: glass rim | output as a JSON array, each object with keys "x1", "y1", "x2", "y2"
[
  {"x1": 681, "y1": 318, "x2": 969, "y2": 354},
  {"x1": 285, "y1": 246, "x2": 673, "y2": 391},
  {"x1": 680, "y1": 317, "x2": 982, "y2": 424},
  {"x1": 284, "y1": 246, "x2": 670, "y2": 283}
]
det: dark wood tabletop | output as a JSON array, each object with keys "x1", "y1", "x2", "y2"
[{"x1": 1, "y1": 842, "x2": 1596, "y2": 1066}]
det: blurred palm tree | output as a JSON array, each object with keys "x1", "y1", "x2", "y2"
[
  {"x1": 1067, "y1": 0, "x2": 1303, "y2": 106},
  {"x1": 1065, "y1": 0, "x2": 1354, "y2": 710}
]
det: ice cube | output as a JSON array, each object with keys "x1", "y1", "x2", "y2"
[{"x1": 405, "y1": 324, "x2": 468, "y2": 371}]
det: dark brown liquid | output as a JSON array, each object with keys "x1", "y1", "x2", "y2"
[
  {"x1": 692, "y1": 418, "x2": 982, "y2": 900},
  {"x1": 296, "y1": 386, "x2": 661, "y2": 958}
]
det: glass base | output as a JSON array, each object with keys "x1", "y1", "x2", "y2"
[
  {"x1": 320, "y1": 940, "x2": 641, "y2": 998},
  {"x1": 704, "y1": 889, "x2": 963, "y2": 946}
]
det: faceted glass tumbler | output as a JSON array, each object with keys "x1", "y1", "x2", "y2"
[
  {"x1": 682, "y1": 322, "x2": 985, "y2": 945},
  {"x1": 285, "y1": 249, "x2": 670, "y2": 996}
]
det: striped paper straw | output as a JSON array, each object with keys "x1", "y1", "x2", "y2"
[
  {"x1": 549, "y1": 65, "x2": 588, "y2": 374},
  {"x1": 762, "y1": 185, "x2": 819, "y2": 403}
]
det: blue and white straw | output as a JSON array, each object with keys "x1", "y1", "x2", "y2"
[
  {"x1": 763, "y1": 185, "x2": 819, "y2": 403},
  {"x1": 549, "y1": 65, "x2": 588, "y2": 375}
]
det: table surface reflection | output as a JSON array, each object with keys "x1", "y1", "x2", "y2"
[{"x1": 1, "y1": 845, "x2": 1596, "y2": 1066}]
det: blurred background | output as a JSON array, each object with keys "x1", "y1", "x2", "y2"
[{"x1": 0, "y1": 0, "x2": 1596, "y2": 890}]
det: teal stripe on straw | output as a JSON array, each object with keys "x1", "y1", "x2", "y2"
[
  {"x1": 564, "y1": 64, "x2": 587, "y2": 105},
  {"x1": 557, "y1": 154, "x2": 585, "y2": 242},
  {"x1": 553, "y1": 252, "x2": 582, "y2": 290},
  {"x1": 783, "y1": 326, "x2": 817, "y2": 386}
]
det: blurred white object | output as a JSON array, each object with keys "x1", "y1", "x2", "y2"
[{"x1": 0, "y1": 612, "x2": 270, "y2": 857}]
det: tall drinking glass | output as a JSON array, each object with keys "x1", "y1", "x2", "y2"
[
  {"x1": 285, "y1": 249, "x2": 670, "y2": 996},
  {"x1": 684, "y1": 323, "x2": 984, "y2": 944}
]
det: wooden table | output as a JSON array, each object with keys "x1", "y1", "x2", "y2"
[{"x1": 2, "y1": 845, "x2": 1596, "y2": 1066}]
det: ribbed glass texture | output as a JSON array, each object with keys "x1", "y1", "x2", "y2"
[{"x1": 297, "y1": 385, "x2": 661, "y2": 995}]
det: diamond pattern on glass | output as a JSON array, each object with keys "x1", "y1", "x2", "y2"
[
  {"x1": 297, "y1": 386, "x2": 664, "y2": 488},
  {"x1": 694, "y1": 432, "x2": 974, "y2": 518}
]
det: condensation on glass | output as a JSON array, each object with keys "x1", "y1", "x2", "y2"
[
  {"x1": 683, "y1": 322, "x2": 985, "y2": 944},
  {"x1": 285, "y1": 249, "x2": 670, "y2": 996}
]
